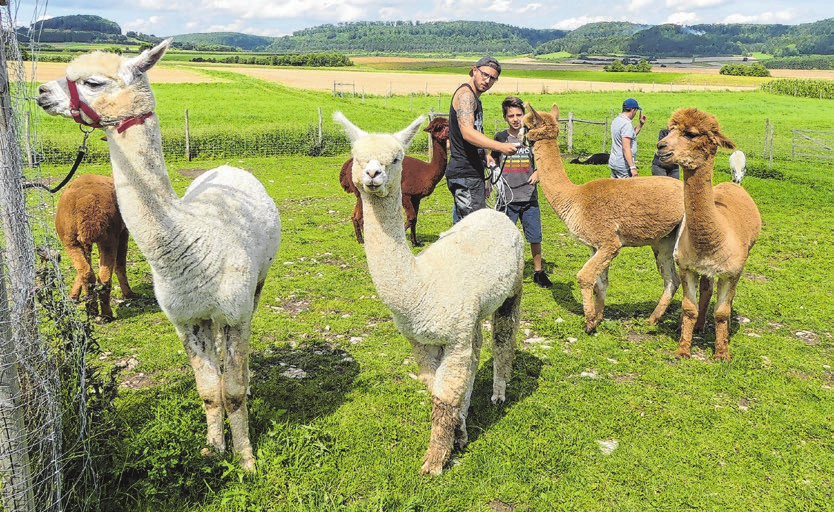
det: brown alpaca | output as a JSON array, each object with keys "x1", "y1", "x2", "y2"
[
  {"x1": 523, "y1": 103, "x2": 684, "y2": 332},
  {"x1": 55, "y1": 174, "x2": 136, "y2": 319},
  {"x1": 656, "y1": 108, "x2": 761, "y2": 361},
  {"x1": 340, "y1": 116, "x2": 449, "y2": 246}
]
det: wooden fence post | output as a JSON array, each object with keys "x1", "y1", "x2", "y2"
[
  {"x1": 769, "y1": 122, "x2": 775, "y2": 169},
  {"x1": 184, "y1": 109, "x2": 191, "y2": 161},
  {"x1": 318, "y1": 107, "x2": 323, "y2": 146},
  {"x1": 763, "y1": 119, "x2": 769, "y2": 159},
  {"x1": 567, "y1": 111, "x2": 574, "y2": 153}
]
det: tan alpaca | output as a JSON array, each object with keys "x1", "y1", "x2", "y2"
[
  {"x1": 656, "y1": 108, "x2": 761, "y2": 361},
  {"x1": 56, "y1": 174, "x2": 136, "y2": 319},
  {"x1": 522, "y1": 103, "x2": 684, "y2": 332}
]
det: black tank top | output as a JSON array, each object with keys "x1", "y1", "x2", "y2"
[{"x1": 446, "y1": 84, "x2": 486, "y2": 180}]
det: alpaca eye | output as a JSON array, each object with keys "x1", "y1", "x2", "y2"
[
  {"x1": 82, "y1": 79, "x2": 104, "y2": 90},
  {"x1": 684, "y1": 132, "x2": 698, "y2": 140}
]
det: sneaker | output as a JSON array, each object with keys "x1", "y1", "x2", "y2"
[{"x1": 533, "y1": 270, "x2": 552, "y2": 288}]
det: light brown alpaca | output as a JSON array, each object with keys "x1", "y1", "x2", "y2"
[
  {"x1": 656, "y1": 108, "x2": 761, "y2": 361},
  {"x1": 56, "y1": 174, "x2": 135, "y2": 319},
  {"x1": 523, "y1": 103, "x2": 684, "y2": 332},
  {"x1": 340, "y1": 115, "x2": 449, "y2": 246}
]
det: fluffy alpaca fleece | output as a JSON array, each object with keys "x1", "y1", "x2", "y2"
[
  {"x1": 523, "y1": 103, "x2": 684, "y2": 332},
  {"x1": 334, "y1": 112, "x2": 524, "y2": 476},
  {"x1": 656, "y1": 108, "x2": 761, "y2": 361},
  {"x1": 55, "y1": 173, "x2": 135, "y2": 319},
  {"x1": 339, "y1": 115, "x2": 449, "y2": 246},
  {"x1": 729, "y1": 150, "x2": 746, "y2": 184},
  {"x1": 37, "y1": 39, "x2": 281, "y2": 471}
]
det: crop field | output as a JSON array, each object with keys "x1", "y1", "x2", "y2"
[{"x1": 21, "y1": 63, "x2": 834, "y2": 511}]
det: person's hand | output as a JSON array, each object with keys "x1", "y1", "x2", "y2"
[
  {"x1": 631, "y1": 167, "x2": 639, "y2": 177},
  {"x1": 639, "y1": 113, "x2": 647, "y2": 125},
  {"x1": 497, "y1": 142, "x2": 518, "y2": 156},
  {"x1": 528, "y1": 171, "x2": 540, "y2": 185}
]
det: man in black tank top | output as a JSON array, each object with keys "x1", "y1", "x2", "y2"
[{"x1": 447, "y1": 56, "x2": 519, "y2": 222}]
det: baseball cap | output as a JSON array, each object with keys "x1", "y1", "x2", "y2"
[
  {"x1": 474, "y1": 56, "x2": 501, "y2": 75},
  {"x1": 623, "y1": 98, "x2": 642, "y2": 110}
]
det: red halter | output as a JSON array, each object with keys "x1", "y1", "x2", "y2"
[{"x1": 66, "y1": 78, "x2": 154, "y2": 134}]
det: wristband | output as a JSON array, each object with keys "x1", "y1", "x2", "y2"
[{"x1": 629, "y1": 166, "x2": 636, "y2": 169}]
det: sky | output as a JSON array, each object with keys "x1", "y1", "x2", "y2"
[{"x1": 8, "y1": 0, "x2": 831, "y2": 38}]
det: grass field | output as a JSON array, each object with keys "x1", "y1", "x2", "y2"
[{"x1": 23, "y1": 64, "x2": 834, "y2": 511}]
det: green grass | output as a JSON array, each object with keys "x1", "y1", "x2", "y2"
[{"x1": 29, "y1": 69, "x2": 834, "y2": 511}]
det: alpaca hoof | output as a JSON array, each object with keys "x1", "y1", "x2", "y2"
[
  {"x1": 200, "y1": 447, "x2": 220, "y2": 458},
  {"x1": 674, "y1": 349, "x2": 691, "y2": 359},
  {"x1": 713, "y1": 353, "x2": 731, "y2": 362},
  {"x1": 122, "y1": 291, "x2": 138, "y2": 299},
  {"x1": 491, "y1": 381, "x2": 507, "y2": 404},
  {"x1": 240, "y1": 455, "x2": 257, "y2": 473},
  {"x1": 420, "y1": 460, "x2": 444, "y2": 477},
  {"x1": 412, "y1": 240, "x2": 424, "y2": 247},
  {"x1": 455, "y1": 428, "x2": 468, "y2": 449}
]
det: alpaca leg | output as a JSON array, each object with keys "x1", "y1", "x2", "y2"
[
  {"x1": 402, "y1": 195, "x2": 421, "y2": 247},
  {"x1": 178, "y1": 321, "x2": 225, "y2": 455},
  {"x1": 95, "y1": 241, "x2": 119, "y2": 319},
  {"x1": 577, "y1": 246, "x2": 618, "y2": 333},
  {"x1": 676, "y1": 270, "x2": 700, "y2": 359},
  {"x1": 421, "y1": 336, "x2": 479, "y2": 476},
  {"x1": 408, "y1": 339, "x2": 443, "y2": 393},
  {"x1": 648, "y1": 236, "x2": 680, "y2": 325},
  {"x1": 351, "y1": 197, "x2": 364, "y2": 244},
  {"x1": 694, "y1": 276, "x2": 713, "y2": 333},
  {"x1": 222, "y1": 323, "x2": 255, "y2": 471},
  {"x1": 63, "y1": 242, "x2": 94, "y2": 301},
  {"x1": 711, "y1": 275, "x2": 739, "y2": 362},
  {"x1": 456, "y1": 328, "x2": 483, "y2": 451},
  {"x1": 114, "y1": 228, "x2": 136, "y2": 298},
  {"x1": 491, "y1": 292, "x2": 521, "y2": 403},
  {"x1": 593, "y1": 266, "x2": 610, "y2": 327}
]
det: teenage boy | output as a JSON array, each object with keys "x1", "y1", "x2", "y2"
[{"x1": 490, "y1": 96, "x2": 552, "y2": 288}]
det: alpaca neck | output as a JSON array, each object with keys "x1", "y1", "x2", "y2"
[
  {"x1": 361, "y1": 189, "x2": 419, "y2": 311},
  {"x1": 531, "y1": 139, "x2": 577, "y2": 217},
  {"x1": 681, "y1": 154, "x2": 727, "y2": 248},
  {"x1": 103, "y1": 117, "x2": 178, "y2": 254},
  {"x1": 429, "y1": 138, "x2": 448, "y2": 177}
]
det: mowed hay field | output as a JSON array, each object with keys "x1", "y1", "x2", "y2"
[{"x1": 25, "y1": 58, "x2": 834, "y2": 511}]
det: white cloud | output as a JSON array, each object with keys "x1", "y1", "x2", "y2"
[
  {"x1": 665, "y1": 0, "x2": 725, "y2": 8},
  {"x1": 665, "y1": 11, "x2": 699, "y2": 25},
  {"x1": 553, "y1": 15, "x2": 614, "y2": 30},
  {"x1": 628, "y1": 0, "x2": 654, "y2": 13},
  {"x1": 723, "y1": 11, "x2": 796, "y2": 24}
]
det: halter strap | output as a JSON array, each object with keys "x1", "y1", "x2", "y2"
[{"x1": 66, "y1": 78, "x2": 154, "y2": 134}]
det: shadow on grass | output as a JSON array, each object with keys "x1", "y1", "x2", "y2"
[
  {"x1": 465, "y1": 350, "x2": 543, "y2": 446},
  {"x1": 248, "y1": 341, "x2": 361, "y2": 436}
]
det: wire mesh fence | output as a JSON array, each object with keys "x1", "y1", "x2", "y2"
[{"x1": 2, "y1": 3, "x2": 105, "y2": 511}]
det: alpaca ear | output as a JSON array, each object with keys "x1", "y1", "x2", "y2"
[
  {"x1": 525, "y1": 102, "x2": 540, "y2": 128},
  {"x1": 394, "y1": 115, "x2": 426, "y2": 149},
  {"x1": 550, "y1": 104, "x2": 560, "y2": 121},
  {"x1": 715, "y1": 131, "x2": 737, "y2": 151},
  {"x1": 333, "y1": 112, "x2": 367, "y2": 143},
  {"x1": 126, "y1": 38, "x2": 172, "y2": 75}
]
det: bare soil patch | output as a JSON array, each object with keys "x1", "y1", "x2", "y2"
[{"x1": 19, "y1": 62, "x2": 219, "y2": 83}]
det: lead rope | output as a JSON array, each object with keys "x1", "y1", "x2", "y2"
[{"x1": 22, "y1": 124, "x2": 94, "y2": 193}]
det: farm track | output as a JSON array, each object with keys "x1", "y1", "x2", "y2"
[{"x1": 21, "y1": 61, "x2": 834, "y2": 95}]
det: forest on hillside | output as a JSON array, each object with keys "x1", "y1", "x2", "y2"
[{"x1": 14, "y1": 16, "x2": 834, "y2": 59}]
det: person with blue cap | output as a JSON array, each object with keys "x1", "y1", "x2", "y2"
[{"x1": 608, "y1": 97, "x2": 647, "y2": 178}]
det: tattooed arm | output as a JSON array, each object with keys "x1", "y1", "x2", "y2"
[{"x1": 453, "y1": 87, "x2": 517, "y2": 156}]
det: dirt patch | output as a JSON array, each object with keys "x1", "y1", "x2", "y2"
[{"x1": 20, "y1": 62, "x2": 220, "y2": 83}]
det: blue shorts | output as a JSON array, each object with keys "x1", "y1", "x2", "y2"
[{"x1": 505, "y1": 199, "x2": 542, "y2": 243}]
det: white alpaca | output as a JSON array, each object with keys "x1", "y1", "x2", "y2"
[
  {"x1": 334, "y1": 112, "x2": 524, "y2": 476},
  {"x1": 729, "y1": 150, "x2": 746, "y2": 184},
  {"x1": 36, "y1": 39, "x2": 281, "y2": 471}
]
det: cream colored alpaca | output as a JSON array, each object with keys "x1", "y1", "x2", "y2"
[
  {"x1": 37, "y1": 40, "x2": 281, "y2": 470},
  {"x1": 334, "y1": 112, "x2": 524, "y2": 476},
  {"x1": 523, "y1": 103, "x2": 683, "y2": 332},
  {"x1": 656, "y1": 108, "x2": 761, "y2": 361}
]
